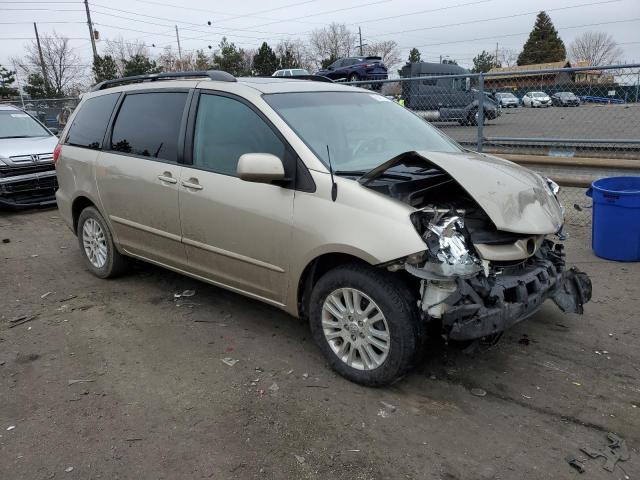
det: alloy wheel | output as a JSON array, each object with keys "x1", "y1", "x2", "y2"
[{"x1": 82, "y1": 218, "x2": 108, "y2": 268}]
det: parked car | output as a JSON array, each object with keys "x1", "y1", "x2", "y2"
[
  {"x1": 0, "y1": 104, "x2": 59, "y2": 208},
  {"x1": 272, "y1": 68, "x2": 310, "y2": 77},
  {"x1": 55, "y1": 71, "x2": 592, "y2": 386},
  {"x1": 522, "y1": 91, "x2": 552, "y2": 107},
  {"x1": 316, "y1": 56, "x2": 388, "y2": 83},
  {"x1": 399, "y1": 62, "x2": 500, "y2": 125},
  {"x1": 494, "y1": 92, "x2": 519, "y2": 108},
  {"x1": 552, "y1": 91, "x2": 580, "y2": 107}
]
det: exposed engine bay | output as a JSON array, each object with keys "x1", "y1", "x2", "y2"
[{"x1": 359, "y1": 151, "x2": 592, "y2": 341}]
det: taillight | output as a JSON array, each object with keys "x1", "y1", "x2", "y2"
[{"x1": 53, "y1": 143, "x2": 62, "y2": 163}]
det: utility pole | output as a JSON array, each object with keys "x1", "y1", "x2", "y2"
[
  {"x1": 358, "y1": 27, "x2": 363, "y2": 56},
  {"x1": 84, "y1": 0, "x2": 98, "y2": 59},
  {"x1": 495, "y1": 42, "x2": 499, "y2": 67},
  {"x1": 33, "y1": 23, "x2": 50, "y2": 93},
  {"x1": 175, "y1": 25, "x2": 183, "y2": 61}
]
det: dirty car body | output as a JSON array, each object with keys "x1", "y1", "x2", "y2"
[{"x1": 55, "y1": 74, "x2": 591, "y2": 386}]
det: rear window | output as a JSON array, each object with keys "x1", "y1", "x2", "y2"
[
  {"x1": 110, "y1": 92, "x2": 188, "y2": 162},
  {"x1": 66, "y1": 93, "x2": 119, "y2": 149}
]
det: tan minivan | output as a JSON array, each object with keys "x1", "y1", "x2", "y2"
[{"x1": 55, "y1": 71, "x2": 591, "y2": 385}]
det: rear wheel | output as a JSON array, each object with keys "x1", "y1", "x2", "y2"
[
  {"x1": 77, "y1": 206, "x2": 128, "y2": 278},
  {"x1": 309, "y1": 263, "x2": 421, "y2": 386}
]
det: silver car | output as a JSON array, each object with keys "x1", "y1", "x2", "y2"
[
  {"x1": 0, "y1": 104, "x2": 59, "y2": 208},
  {"x1": 55, "y1": 71, "x2": 592, "y2": 386}
]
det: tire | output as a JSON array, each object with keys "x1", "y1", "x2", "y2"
[
  {"x1": 467, "y1": 108, "x2": 479, "y2": 126},
  {"x1": 348, "y1": 73, "x2": 359, "y2": 82},
  {"x1": 76, "y1": 206, "x2": 128, "y2": 278},
  {"x1": 309, "y1": 263, "x2": 421, "y2": 386}
]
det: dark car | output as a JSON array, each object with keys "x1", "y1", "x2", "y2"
[
  {"x1": 399, "y1": 62, "x2": 500, "y2": 126},
  {"x1": 317, "y1": 56, "x2": 388, "y2": 83},
  {"x1": 552, "y1": 92, "x2": 580, "y2": 107}
]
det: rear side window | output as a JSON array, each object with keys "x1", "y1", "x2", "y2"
[
  {"x1": 192, "y1": 94, "x2": 286, "y2": 176},
  {"x1": 111, "y1": 92, "x2": 187, "y2": 162},
  {"x1": 66, "y1": 93, "x2": 119, "y2": 149}
]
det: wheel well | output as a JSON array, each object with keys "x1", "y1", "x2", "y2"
[
  {"x1": 71, "y1": 196, "x2": 95, "y2": 233},
  {"x1": 297, "y1": 253, "x2": 368, "y2": 320}
]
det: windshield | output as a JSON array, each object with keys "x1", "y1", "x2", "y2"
[
  {"x1": 532, "y1": 92, "x2": 547, "y2": 98},
  {"x1": 0, "y1": 110, "x2": 50, "y2": 139},
  {"x1": 264, "y1": 92, "x2": 461, "y2": 171},
  {"x1": 498, "y1": 93, "x2": 516, "y2": 98},
  {"x1": 559, "y1": 92, "x2": 575, "y2": 97}
]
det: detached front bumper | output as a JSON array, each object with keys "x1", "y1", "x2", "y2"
[{"x1": 420, "y1": 241, "x2": 592, "y2": 341}]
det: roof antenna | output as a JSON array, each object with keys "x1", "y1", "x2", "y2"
[{"x1": 326, "y1": 145, "x2": 338, "y2": 202}]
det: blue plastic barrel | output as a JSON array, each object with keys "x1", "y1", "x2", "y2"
[{"x1": 586, "y1": 176, "x2": 640, "y2": 261}]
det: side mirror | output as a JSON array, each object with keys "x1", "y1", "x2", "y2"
[
  {"x1": 237, "y1": 153, "x2": 285, "y2": 184},
  {"x1": 327, "y1": 65, "x2": 334, "y2": 71}
]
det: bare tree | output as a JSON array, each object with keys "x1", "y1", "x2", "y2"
[
  {"x1": 275, "y1": 39, "x2": 314, "y2": 72},
  {"x1": 497, "y1": 48, "x2": 519, "y2": 68},
  {"x1": 309, "y1": 23, "x2": 357, "y2": 68},
  {"x1": 570, "y1": 31, "x2": 622, "y2": 66},
  {"x1": 158, "y1": 46, "x2": 198, "y2": 72},
  {"x1": 103, "y1": 36, "x2": 150, "y2": 76},
  {"x1": 14, "y1": 32, "x2": 87, "y2": 96},
  {"x1": 364, "y1": 40, "x2": 401, "y2": 70}
]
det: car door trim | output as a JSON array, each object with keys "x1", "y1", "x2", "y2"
[
  {"x1": 182, "y1": 237, "x2": 285, "y2": 273},
  {"x1": 109, "y1": 215, "x2": 182, "y2": 242}
]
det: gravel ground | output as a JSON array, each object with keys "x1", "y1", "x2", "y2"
[{"x1": 1, "y1": 208, "x2": 639, "y2": 480}]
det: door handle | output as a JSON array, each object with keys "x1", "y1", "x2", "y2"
[
  {"x1": 182, "y1": 179, "x2": 203, "y2": 190},
  {"x1": 158, "y1": 173, "x2": 177, "y2": 184}
]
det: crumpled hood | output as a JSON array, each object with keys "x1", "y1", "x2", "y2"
[
  {"x1": 0, "y1": 135, "x2": 58, "y2": 159},
  {"x1": 414, "y1": 150, "x2": 564, "y2": 234}
]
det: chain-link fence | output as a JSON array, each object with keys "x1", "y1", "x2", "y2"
[
  {"x1": 2, "y1": 97, "x2": 80, "y2": 130},
  {"x1": 346, "y1": 63, "x2": 640, "y2": 226}
]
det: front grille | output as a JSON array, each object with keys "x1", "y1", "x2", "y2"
[
  {"x1": 0, "y1": 163, "x2": 55, "y2": 178},
  {"x1": 8, "y1": 153, "x2": 54, "y2": 165}
]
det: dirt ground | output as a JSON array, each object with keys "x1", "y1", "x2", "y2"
[{"x1": 1, "y1": 208, "x2": 638, "y2": 480}]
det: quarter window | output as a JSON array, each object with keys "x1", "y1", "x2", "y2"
[
  {"x1": 192, "y1": 94, "x2": 286, "y2": 176},
  {"x1": 111, "y1": 92, "x2": 187, "y2": 162},
  {"x1": 66, "y1": 93, "x2": 119, "y2": 149}
]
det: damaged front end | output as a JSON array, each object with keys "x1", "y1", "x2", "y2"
[{"x1": 366, "y1": 151, "x2": 592, "y2": 341}]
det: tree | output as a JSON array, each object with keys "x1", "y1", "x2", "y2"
[
  {"x1": 570, "y1": 31, "x2": 622, "y2": 66},
  {"x1": 441, "y1": 58, "x2": 458, "y2": 65},
  {"x1": 103, "y1": 36, "x2": 149, "y2": 77},
  {"x1": 253, "y1": 42, "x2": 278, "y2": 76},
  {"x1": 92, "y1": 55, "x2": 118, "y2": 83},
  {"x1": 310, "y1": 23, "x2": 356, "y2": 68},
  {"x1": 194, "y1": 50, "x2": 213, "y2": 70},
  {"x1": 123, "y1": 54, "x2": 161, "y2": 77},
  {"x1": 471, "y1": 50, "x2": 499, "y2": 73},
  {"x1": 364, "y1": 40, "x2": 402, "y2": 69},
  {"x1": 275, "y1": 39, "x2": 312, "y2": 71},
  {"x1": 497, "y1": 48, "x2": 519, "y2": 68},
  {"x1": 14, "y1": 32, "x2": 85, "y2": 96},
  {"x1": 213, "y1": 37, "x2": 248, "y2": 76},
  {"x1": 23, "y1": 73, "x2": 50, "y2": 98},
  {"x1": 0, "y1": 65, "x2": 17, "y2": 98},
  {"x1": 408, "y1": 48, "x2": 421, "y2": 63},
  {"x1": 517, "y1": 11, "x2": 566, "y2": 66}
]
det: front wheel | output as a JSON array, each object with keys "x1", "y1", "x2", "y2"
[
  {"x1": 309, "y1": 263, "x2": 421, "y2": 386},
  {"x1": 77, "y1": 206, "x2": 129, "y2": 278}
]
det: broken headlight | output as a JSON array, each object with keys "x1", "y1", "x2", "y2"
[{"x1": 406, "y1": 213, "x2": 482, "y2": 279}]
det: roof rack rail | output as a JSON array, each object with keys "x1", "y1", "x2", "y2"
[{"x1": 90, "y1": 70, "x2": 236, "y2": 91}]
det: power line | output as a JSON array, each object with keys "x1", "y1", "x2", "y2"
[{"x1": 401, "y1": 17, "x2": 640, "y2": 49}]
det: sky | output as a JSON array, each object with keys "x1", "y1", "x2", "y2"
[{"x1": 1, "y1": 0, "x2": 639, "y2": 74}]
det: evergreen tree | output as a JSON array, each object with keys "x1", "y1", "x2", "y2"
[
  {"x1": 23, "y1": 73, "x2": 54, "y2": 98},
  {"x1": 93, "y1": 55, "x2": 118, "y2": 83},
  {"x1": 123, "y1": 54, "x2": 162, "y2": 77},
  {"x1": 0, "y1": 65, "x2": 17, "y2": 97},
  {"x1": 407, "y1": 48, "x2": 421, "y2": 63},
  {"x1": 253, "y1": 42, "x2": 278, "y2": 76},
  {"x1": 471, "y1": 50, "x2": 499, "y2": 73},
  {"x1": 213, "y1": 37, "x2": 247, "y2": 76},
  {"x1": 194, "y1": 49, "x2": 213, "y2": 70},
  {"x1": 321, "y1": 54, "x2": 338, "y2": 70},
  {"x1": 517, "y1": 11, "x2": 566, "y2": 65},
  {"x1": 278, "y1": 48, "x2": 300, "y2": 69}
]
